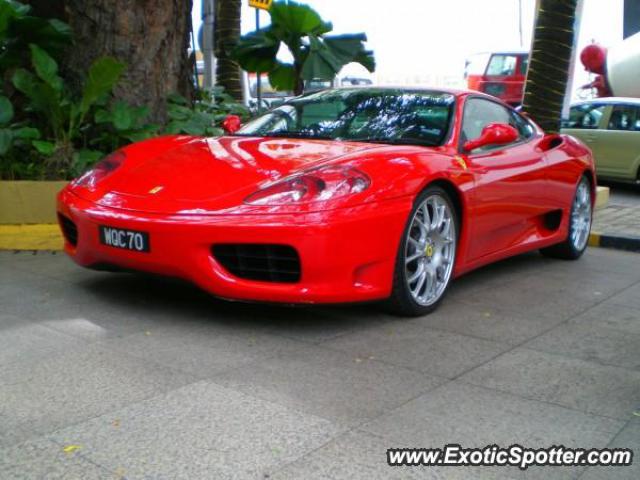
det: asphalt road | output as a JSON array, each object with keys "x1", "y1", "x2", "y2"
[{"x1": 1, "y1": 248, "x2": 639, "y2": 479}]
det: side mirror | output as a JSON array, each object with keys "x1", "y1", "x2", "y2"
[
  {"x1": 222, "y1": 114, "x2": 242, "y2": 134},
  {"x1": 463, "y1": 123, "x2": 519, "y2": 152}
]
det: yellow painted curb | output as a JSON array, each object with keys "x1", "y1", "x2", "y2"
[
  {"x1": 588, "y1": 232, "x2": 601, "y2": 248},
  {"x1": 0, "y1": 224, "x2": 63, "y2": 251}
]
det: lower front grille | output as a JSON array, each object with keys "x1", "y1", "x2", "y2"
[
  {"x1": 58, "y1": 214, "x2": 78, "y2": 246},
  {"x1": 212, "y1": 244, "x2": 301, "y2": 283}
]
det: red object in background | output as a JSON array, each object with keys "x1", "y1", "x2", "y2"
[
  {"x1": 580, "y1": 43, "x2": 607, "y2": 74},
  {"x1": 57, "y1": 89, "x2": 594, "y2": 306},
  {"x1": 580, "y1": 33, "x2": 640, "y2": 98},
  {"x1": 222, "y1": 114, "x2": 242, "y2": 134},
  {"x1": 466, "y1": 52, "x2": 529, "y2": 106},
  {"x1": 581, "y1": 75, "x2": 612, "y2": 98},
  {"x1": 579, "y1": 43, "x2": 613, "y2": 97}
]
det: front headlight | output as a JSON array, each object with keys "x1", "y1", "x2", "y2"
[
  {"x1": 72, "y1": 151, "x2": 125, "y2": 189},
  {"x1": 244, "y1": 165, "x2": 370, "y2": 206}
]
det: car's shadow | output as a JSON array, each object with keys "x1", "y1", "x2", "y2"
[
  {"x1": 75, "y1": 271, "x2": 388, "y2": 336},
  {"x1": 71, "y1": 251, "x2": 552, "y2": 337}
]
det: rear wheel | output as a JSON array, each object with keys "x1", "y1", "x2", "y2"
[
  {"x1": 541, "y1": 175, "x2": 592, "y2": 260},
  {"x1": 387, "y1": 186, "x2": 458, "y2": 316}
]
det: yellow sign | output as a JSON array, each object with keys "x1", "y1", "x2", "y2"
[{"x1": 249, "y1": 0, "x2": 272, "y2": 10}]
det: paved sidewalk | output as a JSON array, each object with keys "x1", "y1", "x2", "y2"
[
  {"x1": 593, "y1": 204, "x2": 640, "y2": 238},
  {"x1": 1, "y1": 249, "x2": 639, "y2": 479},
  {"x1": 592, "y1": 185, "x2": 640, "y2": 250}
]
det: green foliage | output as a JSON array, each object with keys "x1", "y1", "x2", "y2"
[
  {"x1": 233, "y1": 1, "x2": 375, "y2": 95},
  {"x1": 0, "y1": 94, "x2": 40, "y2": 153},
  {"x1": 79, "y1": 57, "x2": 126, "y2": 123},
  {"x1": 0, "y1": 93, "x2": 42, "y2": 178},
  {"x1": 0, "y1": 0, "x2": 71, "y2": 73},
  {"x1": 164, "y1": 87, "x2": 250, "y2": 137},
  {"x1": 93, "y1": 101, "x2": 159, "y2": 151},
  {"x1": 0, "y1": 0, "x2": 248, "y2": 180},
  {"x1": 10, "y1": 44, "x2": 126, "y2": 178}
]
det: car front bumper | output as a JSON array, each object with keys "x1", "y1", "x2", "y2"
[{"x1": 57, "y1": 188, "x2": 412, "y2": 304}]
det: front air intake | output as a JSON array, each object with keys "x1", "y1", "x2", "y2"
[
  {"x1": 212, "y1": 244, "x2": 301, "y2": 283},
  {"x1": 58, "y1": 214, "x2": 78, "y2": 246}
]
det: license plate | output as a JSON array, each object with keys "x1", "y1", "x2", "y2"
[{"x1": 99, "y1": 226, "x2": 150, "y2": 252}]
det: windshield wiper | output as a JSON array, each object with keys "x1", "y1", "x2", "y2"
[{"x1": 262, "y1": 132, "x2": 335, "y2": 140}]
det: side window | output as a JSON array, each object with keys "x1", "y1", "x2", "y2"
[
  {"x1": 564, "y1": 104, "x2": 606, "y2": 129},
  {"x1": 510, "y1": 110, "x2": 535, "y2": 140},
  {"x1": 299, "y1": 99, "x2": 344, "y2": 128},
  {"x1": 608, "y1": 105, "x2": 640, "y2": 131},
  {"x1": 461, "y1": 98, "x2": 512, "y2": 144},
  {"x1": 486, "y1": 55, "x2": 517, "y2": 76},
  {"x1": 519, "y1": 55, "x2": 529, "y2": 75}
]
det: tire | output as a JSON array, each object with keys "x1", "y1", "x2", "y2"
[
  {"x1": 387, "y1": 185, "x2": 459, "y2": 316},
  {"x1": 540, "y1": 175, "x2": 592, "y2": 260}
]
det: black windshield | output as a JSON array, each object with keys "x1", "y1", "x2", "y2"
[{"x1": 236, "y1": 88, "x2": 455, "y2": 147}]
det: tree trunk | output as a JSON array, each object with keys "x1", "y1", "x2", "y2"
[
  {"x1": 215, "y1": 0, "x2": 243, "y2": 101},
  {"x1": 35, "y1": 0, "x2": 194, "y2": 124},
  {"x1": 522, "y1": 0, "x2": 578, "y2": 133}
]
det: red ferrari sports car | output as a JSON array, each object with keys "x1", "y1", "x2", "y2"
[{"x1": 57, "y1": 87, "x2": 595, "y2": 315}]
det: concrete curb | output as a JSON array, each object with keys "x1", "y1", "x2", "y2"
[
  {"x1": 0, "y1": 224, "x2": 63, "y2": 251},
  {"x1": 589, "y1": 232, "x2": 640, "y2": 253}
]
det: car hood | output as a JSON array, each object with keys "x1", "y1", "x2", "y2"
[{"x1": 78, "y1": 136, "x2": 381, "y2": 214}]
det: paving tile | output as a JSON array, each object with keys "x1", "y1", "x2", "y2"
[
  {"x1": 48, "y1": 381, "x2": 343, "y2": 480},
  {"x1": 99, "y1": 321, "x2": 308, "y2": 378},
  {"x1": 525, "y1": 320, "x2": 640, "y2": 370},
  {"x1": 567, "y1": 302, "x2": 640, "y2": 336},
  {"x1": 407, "y1": 300, "x2": 563, "y2": 345},
  {"x1": 181, "y1": 301, "x2": 397, "y2": 345},
  {"x1": 0, "y1": 437, "x2": 113, "y2": 480},
  {"x1": 578, "y1": 422, "x2": 640, "y2": 480},
  {"x1": 212, "y1": 345, "x2": 445, "y2": 426},
  {"x1": 0, "y1": 315, "x2": 85, "y2": 367},
  {"x1": 575, "y1": 249, "x2": 640, "y2": 278},
  {"x1": 460, "y1": 349, "x2": 640, "y2": 419},
  {"x1": 0, "y1": 413, "x2": 35, "y2": 452},
  {"x1": 0, "y1": 271, "x2": 116, "y2": 324},
  {"x1": 270, "y1": 429, "x2": 522, "y2": 480},
  {"x1": 322, "y1": 320, "x2": 509, "y2": 378},
  {"x1": 607, "y1": 283, "x2": 640, "y2": 309},
  {"x1": 459, "y1": 270, "x2": 636, "y2": 321},
  {"x1": 0, "y1": 343, "x2": 194, "y2": 447},
  {"x1": 362, "y1": 382, "x2": 623, "y2": 480},
  {"x1": 593, "y1": 204, "x2": 640, "y2": 238}
]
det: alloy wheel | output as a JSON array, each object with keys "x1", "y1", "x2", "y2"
[
  {"x1": 571, "y1": 179, "x2": 592, "y2": 251},
  {"x1": 404, "y1": 194, "x2": 456, "y2": 306}
]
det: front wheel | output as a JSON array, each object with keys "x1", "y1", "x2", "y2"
[
  {"x1": 541, "y1": 175, "x2": 592, "y2": 260},
  {"x1": 387, "y1": 186, "x2": 458, "y2": 316}
]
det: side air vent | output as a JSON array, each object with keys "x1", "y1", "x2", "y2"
[
  {"x1": 212, "y1": 244, "x2": 301, "y2": 283},
  {"x1": 58, "y1": 214, "x2": 78, "y2": 246},
  {"x1": 537, "y1": 134, "x2": 564, "y2": 152}
]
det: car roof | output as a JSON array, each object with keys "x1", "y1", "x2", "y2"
[
  {"x1": 468, "y1": 50, "x2": 529, "y2": 56},
  {"x1": 326, "y1": 85, "x2": 483, "y2": 98},
  {"x1": 572, "y1": 97, "x2": 640, "y2": 106}
]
